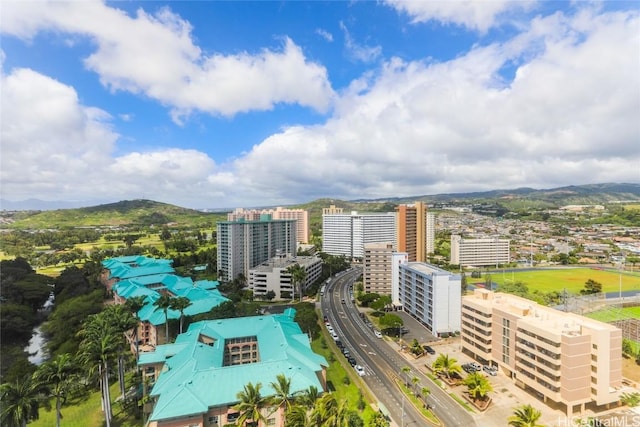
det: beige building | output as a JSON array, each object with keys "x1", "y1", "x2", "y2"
[
  {"x1": 363, "y1": 242, "x2": 395, "y2": 295},
  {"x1": 248, "y1": 255, "x2": 322, "y2": 300},
  {"x1": 461, "y1": 289, "x2": 623, "y2": 417},
  {"x1": 451, "y1": 234, "x2": 510, "y2": 267},
  {"x1": 228, "y1": 207, "x2": 309, "y2": 243}
]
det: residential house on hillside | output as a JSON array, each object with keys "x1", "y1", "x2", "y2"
[{"x1": 139, "y1": 308, "x2": 328, "y2": 427}]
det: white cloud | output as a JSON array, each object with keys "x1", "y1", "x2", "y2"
[
  {"x1": 1, "y1": 1, "x2": 335, "y2": 122},
  {"x1": 340, "y1": 21, "x2": 382, "y2": 63},
  {"x1": 210, "y1": 8, "x2": 640, "y2": 206},
  {"x1": 385, "y1": 0, "x2": 536, "y2": 33},
  {"x1": 316, "y1": 28, "x2": 334, "y2": 42}
]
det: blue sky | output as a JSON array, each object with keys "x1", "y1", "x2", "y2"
[{"x1": 1, "y1": 1, "x2": 639, "y2": 209}]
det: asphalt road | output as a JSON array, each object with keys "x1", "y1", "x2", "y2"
[{"x1": 321, "y1": 268, "x2": 477, "y2": 427}]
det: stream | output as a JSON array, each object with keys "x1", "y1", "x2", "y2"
[{"x1": 25, "y1": 292, "x2": 54, "y2": 365}]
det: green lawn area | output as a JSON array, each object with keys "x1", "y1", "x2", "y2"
[
  {"x1": 311, "y1": 331, "x2": 376, "y2": 423},
  {"x1": 472, "y1": 267, "x2": 640, "y2": 294},
  {"x1": 31, "y1": 381, "x2": 141, "y2": 427}
]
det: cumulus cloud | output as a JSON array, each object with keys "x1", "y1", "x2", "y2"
[
  {"x1": 213, "y1": 8, "x2": 639, "y2": 205},
  {"x1": 384, "y1": 0, "x2": 536, "y2": 33},
  {"x1": 0, "y1": 65, "x2": 218, "y2": 205},
  {"x1": 1, "y1": 0, "x2": 335, "y2": 122}
]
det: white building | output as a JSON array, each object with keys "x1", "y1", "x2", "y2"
[
  {"x1": 322, "y1": 211, "x2": 396, "y2": 259},
  {"x1": 228, "y1": 207, "x2": 309, "y2": 244},
  {"x1": 399, "y1": 262, "x2": 461, "y2": 337},
  {"x1": 450, "y1": 235, "x2": 510, "y2": 267},
  {"x1": 426, "y1": 212, "x2": 435, "y2": 255},
  {"x1": 217, "y1": 219, "x2": 297, "y2": 282},
  {"x1": 248, "y1": 256, "x2": 322, "y2": 300}
]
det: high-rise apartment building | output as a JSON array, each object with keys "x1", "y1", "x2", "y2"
[
  {"x1": 322, "y1": 210, "x2": 396, "y2": 259},
  {"x1": 322, "y1": 204, "x2": 343, "y2": 215},
  {"x1": 228, "y1": 207, "x2": 309, "y2": 243},
  {"x1": 426, "y1": 212, "x2": 435, "y2": 255},
  {"x1": 217, "y1": 218, "x2": 296, "y2": 282},
  {"x1": 396, "y1": 201, "x2": 431, "y2": 262},
  {"x1": 363, "y1": 242, "x2": 395, "y2": 295},
  {"x1": 450, "y1": 234, "x2": 510, "y2": 266},
  {"x1": 398, "y1": 262, "x2": 461, "y2": 337},
  {"x1": 461, "y1": 289, "x2": 622, "y2": 417}
]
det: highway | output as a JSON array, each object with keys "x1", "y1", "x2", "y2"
[{"x1": 320, "y1": 268, "x2": 478, "y2": 427}]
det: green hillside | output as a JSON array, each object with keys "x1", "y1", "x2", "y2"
[{"x1": 7, "y1": 199, "x2": 227, "y2": 228}]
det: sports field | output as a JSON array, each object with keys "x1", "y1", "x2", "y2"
[{"x1": 473, "y1": 267, "x2": 640, "y2": 294}]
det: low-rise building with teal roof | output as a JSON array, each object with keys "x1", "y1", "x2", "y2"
[
  {"x1": 139, "y1": 308, "x2": 328, "y2": 427},
  {"x1": 100, "y1": 255, "x2": 175, "y2": 292},
  {"x1": 112, "y1": 273, "x2": 229, "y2": 348}
]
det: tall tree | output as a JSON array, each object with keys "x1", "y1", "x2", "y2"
[
  {"x1": 285, "y1": 405, "x2": 309, "y2": 427},
  {"x1": 170, "y1": 296, "x2": 192, "y2": 334},
  {"x1": 235, "y1": 382, "x2": 267, "y2": 427},
  {"x1": 153, "y1": 294, "x2": 174, "y2": 344},
  {"x1": 270, "y1": 374, "x2": 294, "y2": 413},
  {"x1": 286, "y1": 264, "x2": 307, "y2": 302},
  {"x1": 103, "y1": 304, "x2": 137, "y2": 399},
  {"x1": 33, "y1": 353, "x2": 77, "y2": 427},
  {"x1": 78, "y1": 313, "x2": 119, "y2": 427},
  {"x1": 508, "y1": 404, "x2": 545, "y2": 427},
  {"x1": 124, "y1": 295, "x2": 147, "y2": 361},
  {"x1": 0, "y1": 375, "x2": 44, "y2": 427},
  {"x1": 310, "y1": 393, "x2": 349, "y2": 427}
]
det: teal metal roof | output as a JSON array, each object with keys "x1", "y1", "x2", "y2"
[
  {"x1": 142, "y1": 310, "x2": 328, "y2": 422},
  {"x1": 102, "y1": 256, "x2": 174, "y2": 280}
]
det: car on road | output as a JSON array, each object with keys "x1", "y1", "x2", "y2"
[
  {"x1": 374, "y1": 330, "x2": 383, "y2": 338},
  {"x1": 422, "y1": 345, "x2": 435, "y2": 355},
  {"x1": 483, "y1": 365, "x2": 497, "y2": 376},
  {"x1": 348, "y1": 356, "x2": 357, "y2": 366},
  {"x1": 355, "y1": 365, "x2": 365, "y2": 376},
  {"x1": 341, "y1": 299, "x2": 346, "y2": 304}
]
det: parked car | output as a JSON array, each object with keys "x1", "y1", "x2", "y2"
[
  {"x1": 422, "y1": 345, "x2": 436, "y2": 355},
  {"x1": 355, "y1": 365, "x2": 365, "y2": 376},
  {"x1": 470, "y1": 362, "x2": 481, "y2": 371},
  {"x1": 483, "y1": 365, "x2": 497, "y2": 376},
  {"x1": 374, "y1": 330, "x2": 383, "y2": 338},
  {"x1": 348, "y1": 356, "x2": 357, "y2": 366}
]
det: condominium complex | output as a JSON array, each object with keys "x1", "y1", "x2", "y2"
[
  {"x1": 426, "y1": 212, "x2": 435, "y2": 255},
  {"x1": 398, "y1": 262, "x2": 461, "y2": 337},
  {"x1": 363, "y1": 242, "x2": 395, "y2": 295},
  {"x1": 217, "y1": 218, "x2": 297, "y2": 282},
  {"x1": 322, "y1": 210, "x2": 396, "y2": 259},
  {"x1": 396, "y1": 201, "x2": 429, "y2": 262},
  {"x1": 461, "y1": 289, "x2": 623, "y2": 416},
  {"x1": 139, "y1": 309, "x2": 328, "y2": 427},
  {"x1": 228, "y1": 207, "x2": 309, "y2": 243},
  {"x1": 450, "y1": 234, "x2": 510, "y2": 267},
  {"x1": 248, "y1": 255, "x2": 323, "y2": 300}
]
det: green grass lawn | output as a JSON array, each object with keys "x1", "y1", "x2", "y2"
[
  {"x1": 31, "y1": 381, "x2": 141, "y2": 427},
  {"x1": 472, "y1": 267, "x2": 640, "y2": 294}
]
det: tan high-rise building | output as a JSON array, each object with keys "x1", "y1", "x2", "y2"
[
  {"x1": 461, "y1": 289, "x2": 623, "y2": 417},
  {"x1": 322, "y1": 204, "x2": 343, "y2": 215},
  {"x1": 363, "y1": 242, "x2": 395, "y2": 295},
  {"x1": 228, "y1": 207, "x2": 309, "y2": 244},
  {"x1": 396, "y1": 201, "x2": 428, "y2": 262}
]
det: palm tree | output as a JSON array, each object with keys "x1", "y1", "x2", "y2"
[
  {"x1": 33, "y1": 353, "x2": 77, "y2": 427},
  {"x1": 153, "y1": 294, "x2": 174, "y2": 343},
  {"x1": 421, "y1": 386, "x2": 431, "y2": 409},
  {"x1": 463, "y1": 371, "x2": 493, "y2": 402},
  {"x1": 235, "y1": 382, "x2": 267, "y2": 426},
  {"x1": 431, "y1": 353, "x2": 462, "y2": 380},
  {"x1": 411, "y1": 376, "x2": 420, "y2": 395},
  {"x1": 310, "y1": 393, "x2": 348, "y2": 427},
  {"x1": 170, "y1": 296, "x2": 192, "y2": 334},
  {"x1": 401, "y1": 366, "x2": 411, "y2": 387},
  {"x1": 297, "y1": 385, "x2": 320, "y2": 407},
  {"x1": 286, "y1": 263, "x2": 307, "y2": 302},
  {"x1": 508, "y1": 404, "x2": 545, "y2": 427},
  {"x1": 125, "y1": 295, "x2": 147, "y2": 360},
  {"x1": 368, "y1": 411, "x2": 390, "y2": 427},
  {"x1": 270, "y1": 374, "x2": 294, "y2": 413},
  {"x1": 103, "y1": 304, "x2": 138, "y2": 399},
  {"x1": 78, "y1": 312, "x2": 119, "y2": 427},
  {"x1": 0, "y1": 376, "x2": 44, "y2": 427},
  {"x1": 285, "y1": 405, "x2": 309, "y2": 427}
]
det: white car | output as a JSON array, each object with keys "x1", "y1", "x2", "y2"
[
  {"x1": 355, "y1": 365, "x2": 366, "y2": 376},
  {"x1": 374, "y1": 330, "x2": 383, "y2": 339}
]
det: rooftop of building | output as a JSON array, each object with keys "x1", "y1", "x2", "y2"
[
  {"x1": 114, "y1": 274, "x2": 229, "y2": 326},
  {"x1": 140, "y1": 308, "x2": 328, "y2": 421},
  {"x1": 402, "y1": 261, "x2": 460, "y2": 277},
  {"x1": 102, "y1": 256, "x2": 175, "y2": 279},
  {"x1": 464, "y1": 289, "x2": 619, "y2": 335},
  {"x1": 251, "y1": 255, "x2": 320, "y2": 272}
]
